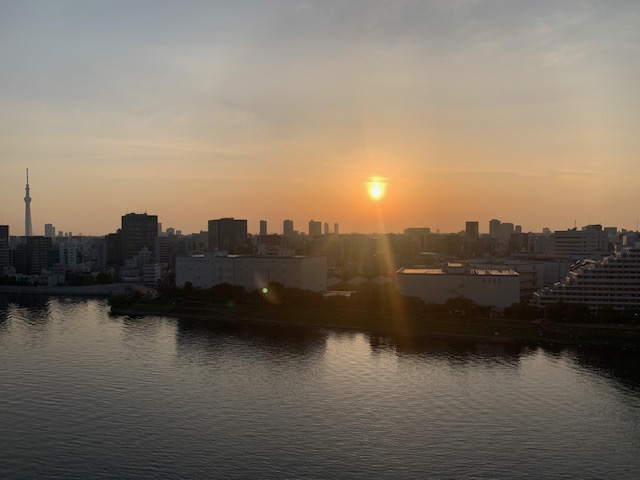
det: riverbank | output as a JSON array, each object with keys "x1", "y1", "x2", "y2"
[
  {"x1": 0, "y1": 284, "x2": 134, "y2": 297},
  {"x1": 109, "y1": 299, "x2": 640, "y2": 348}
]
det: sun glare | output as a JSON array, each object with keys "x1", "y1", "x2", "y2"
[{"x1": 367, "y1": 177, "x2": 386, "y2": 201}]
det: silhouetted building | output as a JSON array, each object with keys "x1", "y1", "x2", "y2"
[
  {"x1": 0, "y1": 225, "x2": 9, "y2": 268},
  {"x1": 260, "y1": 220, "x2": 267, "y2": 236},
  {"x1": 283, "y1": 219, "x2": 294, "y2": 238},
  {"x1": 208, "y1": 217, "x2": 248, "y2": 254},
  {"x1": 465, "y1": 221, "x2": 479, "y2": 242},
  {"x1": 334, "y1": 223, "x2": 339, "y2": 235},
  {"x1": 309, "y1": 220, "x2": 322, "y2": 237},
  {"x1": 106, "y1": 232, "x2": 123, "y2": 267},
  {"x1": 121, "y1": 213, "x2": 158, "y2": 264},
  {"x1": 15, "y1": 236, "x2": 52, "y2": 275},
  {"x1": 499, "y1": 223, "x2": 515, "y2": 242},
  {"x1": 44, "y1": 223, "x2": 55, "y2": 238},
  {"x1": 489, "y1": 219, "x2": 501, "y2": 237},
  {"x1": 24, "y1": 169, "x2": 33, "y2": 237}
]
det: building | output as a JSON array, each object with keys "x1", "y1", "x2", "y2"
[
  {"x1": 259, "y1": 220, "x2": 267, "y2": 236},
  {"x1": 309, "y1": 220, "x2": 322, "y2": 237},
  {"x1": 176, "y1": 252, "x2": 327, "y2": 292},
  {"x1": 465, "y1": 221, "x2": 479, "y2": 242},
  {"x1": 24, "y1": 169, "x2": 33, "y2": 237},
  {"x1": 0, "y1": 225, "x2": 9, "y2": 269},
  {"x1": 44, "y1": 224, "x2": 55, "y2": 238},
  {"x1": 489, "y1": 219, "x2": 501, "y2": 237},
  {"x1": 142, "y1": 263, "x2": 162, "y2": 286},
  {"x1": 396, "y1": 263, "x2": 519, "y2": 309},
  {"x1": 534, "y1": 245, "x2": 640, "y2": 311},
  {"x1": 283, "y1": 219, "x2": 294, "y2": 238},
  {"x1": 121, "y1": 213, "x2": 158, "y2": 264},
  {"x1": 334, "y1": 223, "x2": 339, "y2": 235},
  {"x1": 324, "y1": 223, "x2": 329, "y2": 235},
  {"x1": 208, "y1": 217, "x2": 248, "y2": 254},
  {"x1": 15, "y1": 236, "x2": 52, "y2": 275},
  {"x1": 552, "y1": 225, "x2": 609, "y2": 257}
]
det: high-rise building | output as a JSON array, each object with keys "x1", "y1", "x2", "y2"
[
  {"x1": 121, "y1": 213, "x2": 159, "y2": 263},
  {"x1": 0, "y1": 225, "x2": 9, "y2": 268},
  {"x1": 324, "y1": 223, "x2": 329, "y2": 235},
  {"x1": 465, "y1": 221, "x2": 479, "y2": 242},
  {"x1": 283, "y1": 219, "x2": 294, "y2": 238},
  {"x1": 260, "y1": 220, "x2": 267, "y2": 236},
  {"x1": 489, "y1": 219, "x2": 501, "y2": 237},
  {"x1": 334, "y1": 223, "x2": 339, "y2": 235},
  {"x1": 15, "y1": 236, "x2": 51, "y2": 275},
  {"x1": 208, "y1": 217, "x2": 248, "y2": 254},
  {"x1": 499, "y1": 223, "x2": 515, "y2": 242},
  {"x1": 24, "y1": 169, "x2": 32, "y2": 237},
  {"x1": 44, "y1": 223, "x2": 55, "y2": 238},
  {"x1": 309, "y1": 220, "x2": 322, "y2": 237}
]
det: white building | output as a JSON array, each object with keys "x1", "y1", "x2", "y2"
[
  {"x1": 396, "y1": 263, "x2": 520, "y2": 309},
  {"x1": 534, "y1": 245, "x2": 640, "y2": 311},
  {"x1": 552, "y1": 225, "x2": 610, "y2": 257},
  {"x1": 176, "y1": 252, "x2": 327, "y2": 292},
  {"x1": 143, "y1": 263, "x2": 161, "y2": 286}
]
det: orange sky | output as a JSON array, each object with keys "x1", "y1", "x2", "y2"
[{"x1": 1, "y1": 1, "x2": 639, "y2": 236}]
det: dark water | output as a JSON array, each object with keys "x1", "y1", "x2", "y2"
[{"x1": 1, "y1": 297, "x2": 639, "y2": 479}]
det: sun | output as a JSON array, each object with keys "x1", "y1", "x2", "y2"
[{"x1": 367, "y1": 177, "x2": 386, "y2": 201}]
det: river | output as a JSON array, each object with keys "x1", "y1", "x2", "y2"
[{"x1": 1, "y1": 296, "x2": 639, "y2": 479}]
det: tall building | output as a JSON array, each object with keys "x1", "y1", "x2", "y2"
[
  {"x1": 283, "y1": 219, "x2": 294, "y2": 238},
  {"x1": 260, "y1": 220, "x2": 267, "y2": 236},
  {"x1": 0, "y1": 225, "x2": 9, "y2": 268},
  {"x1": 324, "y1": 223, "x2": 329, "y2": 235},
  {"x1": 44, "y1": 223, "x2": 55, "y2": 238},
  {"x1": 465, "y1": 221, "x2": 479, "y2": 242},
  {"x1": 334, "y1": 223, "x2": 339, "y2": 235},
  {"x1": 121, "y1": 213, "x2": 159, "y2": 263},
  {"x1": 15, "y1": 236, "x2": 52, "y2": 275},
  {"x1": 208, "y1": 217, "x2": 248, "y2": 254},
  {"x1": 24, "y1": 169, "x2": 33, "y2": 237},
  {"x1": 309, "y1": 220, "x2": 322, "y2": 237},
  {"x1": 499, "y1": 223, "x2": 515, "y2": 242},
  {"x1": 489, "y1": 219, "x2": 501, "y2": 237}
]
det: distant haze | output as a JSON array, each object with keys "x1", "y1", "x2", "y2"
[{"x1": 1, "y1": 1, "x2": 639, "y2": 235}]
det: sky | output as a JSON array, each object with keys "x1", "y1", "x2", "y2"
[{"x1": 1, "y1": 0, "x2": 639, "y2": 236}]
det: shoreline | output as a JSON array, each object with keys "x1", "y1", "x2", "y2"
[
  {"x1": 0, "y1": 284, "x2": 136, "y2": 297},
  {"x1": 109, "y1": 304, "x2": 640, "y2": 349}
]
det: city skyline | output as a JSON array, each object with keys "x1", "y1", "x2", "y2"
[
  {"x1": 1, "y1": 167, "x2": 638, "y2": 237},
  {"x1": 2, "y1": 1, "x2": 640, "y2": 235}
]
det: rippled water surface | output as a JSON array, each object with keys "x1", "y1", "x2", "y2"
[{"x1": 1, "y1": 297, "x2": 639, "y2": 479}]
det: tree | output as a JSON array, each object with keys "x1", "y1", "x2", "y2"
[{"x1": 444, "y1": 296, "x2": 478, "y2": 317}]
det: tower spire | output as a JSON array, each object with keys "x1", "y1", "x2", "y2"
[{"x1": 24, "y1": 168, "x2": 32, "y2": 237}]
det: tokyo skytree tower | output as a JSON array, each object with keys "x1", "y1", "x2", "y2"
[{"x1": 24, "y1": 168, "x2": 32, "y2": 237}]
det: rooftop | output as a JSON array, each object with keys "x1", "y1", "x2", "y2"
[{"x1": 397, "y1": 267, "x2": 518, "y2": 276}]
